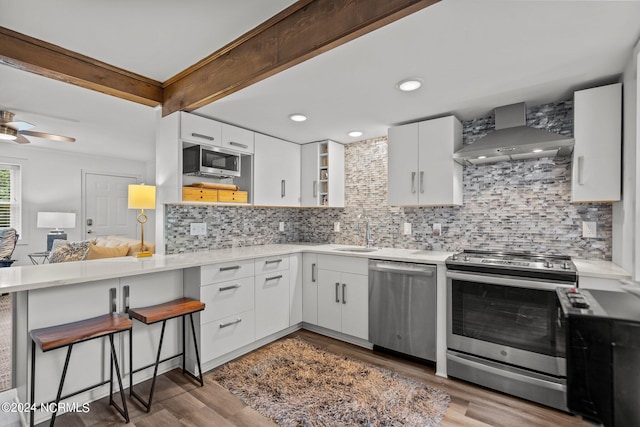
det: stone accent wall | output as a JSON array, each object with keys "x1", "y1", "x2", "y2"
[{"x1": 165, "y1": 100, "x2": 612, "y2": 260}]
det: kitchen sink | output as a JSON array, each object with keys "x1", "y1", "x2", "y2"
[{"x1": 334, "y1": 247, "x2": 378, "y2": 253}]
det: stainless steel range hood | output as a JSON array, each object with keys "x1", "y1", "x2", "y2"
[{"x1": 453, "y1": 102, "x2": 574, "y2": 165}]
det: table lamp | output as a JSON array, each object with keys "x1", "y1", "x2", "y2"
[
  {"x1": 37, "y1": 212, "x2": 76, "y2": 251},
  {"x1": 128, "y1": 184, "x2": 156, "y2": 258}
]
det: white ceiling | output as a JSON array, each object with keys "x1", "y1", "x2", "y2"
[{"x1": 1, "y1": 0, "x2": 639, "y2": 162}]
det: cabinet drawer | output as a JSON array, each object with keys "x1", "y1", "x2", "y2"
[
  {"x1": 200, "y1": 276, "x2": 254, "y2": 324},
  {"x1": 181, "y1": 112, "x2": 222, "y2": 145},
  {"x1": 182, "y1": 187, "x2": 218, "y2": 202},
  {"x1": 217, "y1": 190, "x2": 248, "y2": 203},
  {"x1": 201, "y1": 259, "x2": 254, "y2": 284},
  {"x1": 200, "y1": 310, "x2": 255, "y2": 362},
  {"x1": 221, "y1": 123, "x2": 254, "y2": 154},
  {"x1": 317, "y1": 254, "x2": 368, "y2": 275},
  {"x1": 255, "y1": 255, "x2": 289, "y2": 274}
]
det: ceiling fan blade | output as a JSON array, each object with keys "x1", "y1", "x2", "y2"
[
  {"x1": 15, "y1": 134, "x2": 30, "y2": 144},
  {"x1": 20, "y1": 130, "x2": 75, "y2": 142},
  {"x1": 4, "y1": 120, "x2": 35, "y2": 131}
]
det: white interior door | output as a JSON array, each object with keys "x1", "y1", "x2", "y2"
[{"x1": 83, "y1": 173, "x2": 137, "y2": 239}]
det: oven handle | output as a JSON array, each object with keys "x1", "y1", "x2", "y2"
[{"x1": 446, "y1": 271, "x2": 574, "y2": 291}]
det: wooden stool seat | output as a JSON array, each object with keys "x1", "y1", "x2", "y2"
[
  {"x1": 128, "y1": 297, "x2": 205, "y2": 324},
  {"x1": 128, "y1": 297, "x2": 205, "y2": 413},
  {"x1": 30, "y1": 313, "x2": 131, "y2": 426},
  {"x1": 31, "y1": 313, "x2": 132, "y2": 352}
]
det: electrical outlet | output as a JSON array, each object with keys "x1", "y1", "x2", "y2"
[
  {"x1": 190, "y1": 222, "x2": 207, "y2": 236},
  {"x1": 403, "y1": 223, "x2": 412, "y2": 235},
  {"x1": 583, "y1": 221, "x2": 597, "y2": 238},
  {"x1": 279, "y1": 222, "x2": 285, "y2": 232},
  {"x1": 433, "y1": 223, "x2": 442, "y2": 237},
  {"x1": 334, "y1": 222, "x2": 340, "y2": 232}
]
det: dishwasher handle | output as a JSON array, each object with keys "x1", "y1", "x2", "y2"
[{"x1": 369, "y1": 262, "x2": 435, "y2": 276}]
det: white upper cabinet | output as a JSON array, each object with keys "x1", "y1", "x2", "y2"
[
  {"x1": 221, "y1": 123, "x2": 254, "y2": 154},
  {"x1": 180, "y1": 112, "x2": 222, "y2": 146},
  {"x1": 388, "y1": 115, "x2": 463, "y2": 206},
  {"x1": 254, "y1": 133, "x2": 301, "y2": 206},
  {"x1": 300, "y1": 140, "x2": 345, "y2": 207},
  {"x1": 572, "y1": 83, "x2": 622, "y2": 203}
]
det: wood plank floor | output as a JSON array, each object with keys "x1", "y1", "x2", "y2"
[{"x1": 43, "y1": 330, "x2": 595, "y2": 426}]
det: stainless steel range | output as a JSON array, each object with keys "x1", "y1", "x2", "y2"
[{"x1": 445, "y1": 250, "x2": 577, "y2": 411}]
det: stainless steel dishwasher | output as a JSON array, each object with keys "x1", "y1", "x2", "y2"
[{"x1": 369, "y1": 260, "x2": 437, "y2": 361}]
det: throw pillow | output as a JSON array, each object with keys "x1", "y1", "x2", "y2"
[
  {"x1": 85, "y1": 243, "x2": 129, "y2": 260},
  {"x1": 48, "y1": 239, "x2": 92, "y2": 263}
]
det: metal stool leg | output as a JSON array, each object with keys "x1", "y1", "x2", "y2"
[
  {"x1": 50, "y1": 344, "x2": 73, "y2": 426},
  {"x1": 130, "y1": 320, "x2": 167, "y2": 412},
  {"x1": 108, "y1": 334, "x2": 129, "y2": 422},
  {"x1": 188, "y1": 313, "x2": 204, "y2": 386},
  {"x1": 30, "y1": 341, "x2": 35, "y2": 427}
]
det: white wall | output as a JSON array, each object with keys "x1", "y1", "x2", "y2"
[{"x1": 0, "y1": 144, "x2": 153, "y2": 266}]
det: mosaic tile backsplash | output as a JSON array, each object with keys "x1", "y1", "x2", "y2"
[{"x1": 165, "y1": 100, "x2": 612, "y2": 260}]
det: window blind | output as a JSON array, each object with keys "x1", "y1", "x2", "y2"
[{"x1": 0, "y1": 164, "x2": 21, "y2": 235}]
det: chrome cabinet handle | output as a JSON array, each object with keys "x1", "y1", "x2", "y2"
[
  {"x1": 411, "y1": 172, "x2": 416, "y2": 194},
  {"x1": 229, "y1": 141, "x2": 248, "y2": 149},
  {"x1": 311, "y1": 263, "x2": 316, "y2": 282},
  {"x1": 220, "y1": 318, "x2": 242, "y2": 328},
  {"x1": 191, "y1": 132, "x2": 215, "y2": 141},
  {"x1": 219, "y1": 284, "x2": 240, "y2": 292},
  {"x1": 265, "y1": 259, "x2": 282, "y2": 264},
  {"x1": 313, "y1": 181, "x2": 318, "y2": 198},
  {"x1": 342, "y1": 283, "x2": 346, "y2": 304},
  {"x1": 110, "y1": 287, "x2": 117, "y2": 313},
  {"x1": 265, "y1": 275, "x2": 283, "y2": 281},
  {"x1": 219, "y1": 265, "x2": 241, "y2": 272},
  {"x1": 577, "y1": 156, "x2": 585, "y2": 185},
  {"x1": 335, "y1": 282, "x2": 340, "y2": 303},
  {"x1": 281, "y1": 180, "x2": 286, "y2": 198},
  {"x1": 420, "y1": 171, "x2": 425, "y2": 193}
]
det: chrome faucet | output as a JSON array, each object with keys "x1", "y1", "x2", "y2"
[{"x1": 356, "y1": 209, "x2": 373, "y2": 248}]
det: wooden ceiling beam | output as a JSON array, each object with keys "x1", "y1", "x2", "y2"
[
  {"x1": 0, "y1": 27, "x2": 163, "y2": 107},
  {"x1": 162, "y1": 0, "x2": 440, "y2": 116}
]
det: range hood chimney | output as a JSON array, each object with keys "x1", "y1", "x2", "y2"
[{"x1": 453, "y1": 102, "x2": 574, "y2": 165}]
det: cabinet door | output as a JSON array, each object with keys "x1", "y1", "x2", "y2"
[
  {"x1": 388, "y1": 123, "x2": 419, "y2": 205},
  {"x1": 289, "y1": 253, "x2": 303, "y2": 325},
  {"x1": 327, "y1": 140, "x2": 345, "y2": 207},
  {"x1": 418, "y1": 116, "x2": 463, "y2": 205},
  {"x1": 572, "y1": 83, "x2": 622, "y2": 202},
  {"x1": 301, "y1": 142, "x2": 320, "y2": 206},
  {"x1": 340, "y1": 273, "x2": 369, "y2": 340},
  {"x1": 317, "y1": 269, "x2": 342, "y2": 332},
  {"x1": 255, "y1": 270, "x2": 290, "y2": 340},
  {"x1": 180, "y1": 112, "x2": 222, "y2": 146},
  {"x1": 302, "y1": 253, "x2": 318, "y2": 324},
  {"x1": 221, "y1": 123, "x2": 254, "y2": 154},
  {"x1": 254, "y1": 133, "x2": 301, "y2": 206}
]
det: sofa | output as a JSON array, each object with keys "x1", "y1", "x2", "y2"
[{"x1": 48, "y1": 236, "x2": 156, "y2": 263}]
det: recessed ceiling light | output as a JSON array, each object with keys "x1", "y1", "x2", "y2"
[
  {"x1": 348, "y1": 131, "x2": 363, "y2": 138},
  {"x1": 289, "y1": 114, "x2": 308, "y2": 122},
  {"x1": 533, "y1": 149, "x2": 544, "y2": 153},
  {"x1": 396, "y1": 79, "x2": 422, "y2": 92}
]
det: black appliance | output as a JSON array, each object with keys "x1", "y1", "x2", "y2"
[
  {"x1": 183, "y1": 144, "x2": 241, "y2": 178},
  {"x1": 557, "y1": 287, "x2": 640, "y2": 427},
  {"x1": 446, "y1": 250, "x2": 577, "y2": 410}
]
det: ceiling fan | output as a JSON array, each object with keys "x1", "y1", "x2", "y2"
[{"x1": 0, "y1": 110, "x2": 76, "y2": 144}]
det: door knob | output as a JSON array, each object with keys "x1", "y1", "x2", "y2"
[{"x1": 87, "y1": 230, "x2": 93, "y2": 234}]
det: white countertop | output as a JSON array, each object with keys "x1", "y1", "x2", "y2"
[{"x1": 0, "y1": 243, "x2": 629, "y2": 293}]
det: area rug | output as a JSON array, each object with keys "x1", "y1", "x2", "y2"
[{"x1": 211, "y1": 338, "x2": 450, "y2": 426}]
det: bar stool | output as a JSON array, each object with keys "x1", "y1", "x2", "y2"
[
  {"x1": 128, "y1": 297, "x2": 205, "y2": 412},
  {"x1": 30, "y1": 313, "x2": 132, "y2": 426}
]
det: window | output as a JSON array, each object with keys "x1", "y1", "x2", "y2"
[{"x1": 0, "y1": 163, "x2": 22, "y2": 236}]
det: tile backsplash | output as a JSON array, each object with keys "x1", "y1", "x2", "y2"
[{"x1": 166, "y1": 100, "x2": 612, "y2": 260}]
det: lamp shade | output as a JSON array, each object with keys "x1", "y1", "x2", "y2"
[
  {"x1": 128, "y1": 184, "x2": 156, "y2": 210},
  {"x1": 37, "y1": 212, "x2": 76, "y2": 229}
]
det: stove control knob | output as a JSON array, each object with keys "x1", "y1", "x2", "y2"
[
  {"x1": 545, "y1": 261, "x2": 553, "y2": 268},
  {"x1": 562, "y1": 261, "x2": 571, "y2": 270},
  {"x1": 451, "y1": 253, "x2": 459, "y2": 261}
]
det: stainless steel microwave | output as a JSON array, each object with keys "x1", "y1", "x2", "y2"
[{"x1": 183, "y1": 144, "x2": 241, "y2": 178}]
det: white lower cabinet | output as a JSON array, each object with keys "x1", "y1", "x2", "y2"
[
  {"x1": 200, "y1": 310, "x2": 256, "y2": 362},
  {"x1": 255, "y1": 269, "x2": 290, "y2": 340},
  {"x1": 302, "y1": 253, "x2": 318, "y2": 325},
  {"x1": 316, "y1": 255, "x2": 368, "y2": 340}
]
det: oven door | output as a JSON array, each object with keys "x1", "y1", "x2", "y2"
[
  {"x1": 447, "y1": 271, "x2": 571, "y2": 377},
  {"x1": 200, "y1": 145, "x2": 241, "y2": 177}
]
